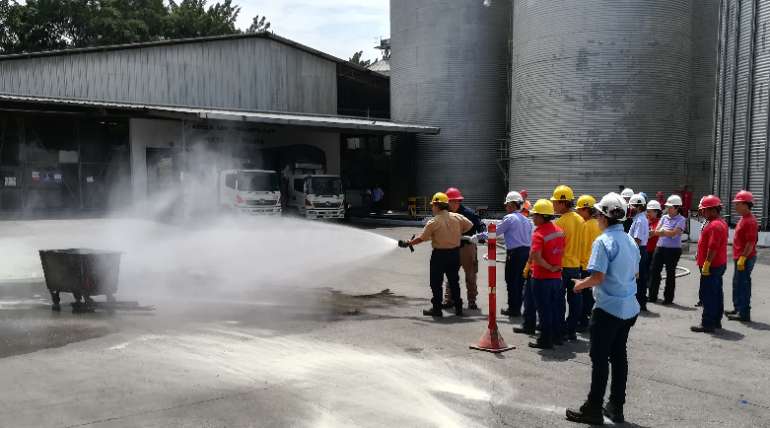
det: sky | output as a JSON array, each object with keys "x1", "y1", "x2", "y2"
[{"x1": 235, "y1": 0, "x2": 390, "y2": 62}]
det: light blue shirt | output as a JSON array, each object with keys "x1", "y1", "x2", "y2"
[
  {"x1": 496, "y1": 212, "x2": 533, "y2": 249},
  {"x1": 628, "y1": 212, "x2": 649, "y2": 246},
  {"x1": 657, "y1": 214, "x2": 686, "y2": 248},
  {"x1": 588, "y1": 224, "x2": 641, "y2": 320}
]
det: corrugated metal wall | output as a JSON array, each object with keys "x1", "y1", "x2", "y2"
[
  {"x1": 509, "y1": 1, "x2": 694, "y2": 202},
  {"x1": 714, "y1": 0, "x2": 770, "y2": 228},
  {"x1": 390, "y1": 0, "x2": 511, "y2": 208},
  {"x1": 0, "y1": 37, "x2": 337, "y2": 115}
]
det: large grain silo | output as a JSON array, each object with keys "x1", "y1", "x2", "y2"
[
  {"x1": 509, "y1": 1, "x2": 694, "y2": 202},
  {"x1": 713, "y1": 0, "x2": 770, "y2": 228},
  {"x1": 390, "y1": 0, "x2": 511, "y2": 208}
]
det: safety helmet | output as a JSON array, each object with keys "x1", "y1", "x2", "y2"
[
  {"x1": 620, "y1": 188, "x2": 634, "y2": 199},
  {"x1": 646, "y1": 200, "x2": 662, "y2": 211},
  {"x1": 698, "y1": 195, "x2": 722, "y2": 210},
  {"x1": 576, "y1": 194, "x2": 597, "y2": 209},
  {"x1": 733, "y1": 190, "x2": 754, "y2": 203},
  {"x1": 550, "y1": 185, "x2": 574, "y2": 202},
  {"x1": 530, "y1": 199, "x2": 555, "y2": 216},
  {"x1": 445, "y1": 187, "x2": 464, "y2": 202},
  {"x1": 665, "y1": 195, "x2": 683, "y2": 207},
  {"x1": 504, "y1": 191, "x2": 524, "y2": 205},
  {"x1": 431, "y1": 192, "x2": 449, "y2": 205},
  {"x1": 629, "y1": 193, "x2": 646, "y2": 206},
  {"x1": 594, "y1": 192, "x2": 628, "y2": 221}
]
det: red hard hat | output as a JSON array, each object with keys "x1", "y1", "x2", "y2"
[
  {"x1": 732, "y1": 190, "x2": 754, "y2": 203},
  {"x1": 445, "y1": 187, "x2": 464, "y2": 201},
  {"x1": 520, "y1": 189, "x2": 529, "y2": 199},
  {"x1": 698, "y1": 195, "x2": 722, "y2": 210}
]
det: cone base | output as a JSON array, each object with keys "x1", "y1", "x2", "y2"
[{"x1": 469, "y1": 325, "x2": 515, "y2": 353}]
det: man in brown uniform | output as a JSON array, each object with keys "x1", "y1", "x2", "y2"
[{"x1": 399, "y1": 192, "x2": 473, "y2": 317}]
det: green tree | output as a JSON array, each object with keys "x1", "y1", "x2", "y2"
[
  {"x1": 246, "y1": 14, "x2": 270, "y2": 33},
  {"x1": 349, "y1": 50, "x2": 371, "y2": 67},
  {"x1": 166, "y1": 0, "x2": 240, "y2": 39}
]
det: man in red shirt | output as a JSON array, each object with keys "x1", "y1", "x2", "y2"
[
  {"x1": 526, "y1": 199, "x2": 565, "y2": 349},
  {"x1": 692, "y1": 195, "x2": 728, "y2": 333},
  {"x1": 726, "y1": 190, "x2": 758, "y2": 322}
]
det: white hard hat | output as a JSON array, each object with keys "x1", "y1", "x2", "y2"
[
  {"x1": 620, "y1": 188, "x2": 634, "y2": 199},
  {"x1": 665, "y1": 195, "x2": 683, "y2": 207},
  {"x1": 594, "y1": 192, "x2": 628, "y2": 221},
  {"x1": 504, "y1": 191, "x2": 524, "y2": 205},
  {"x1": 647, "y1": 200, "x2": 662, "y2": 211},
  {"x1": 629, "y1": 193, "x2": 646, "y2": 206}
]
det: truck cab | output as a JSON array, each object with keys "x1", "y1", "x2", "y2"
[
  {"x1": 218, "y1": 169, "x2": 281, "y2": 216},
  {"x1": 286, "y1": 168, "x2": 344, "y2": 219}
]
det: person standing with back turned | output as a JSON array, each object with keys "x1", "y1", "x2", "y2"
[
  {"x1": 443, "y1": 187, "x2": 486, "y2": 310},
  {"x1": 566, "y1": 193, "x2": 640, "y2": 425},
  {"x1": 552, "y1": 185, "x2": 585, "y2": 342},
  {"x1": 576, "y1": 194, "x2": 601, "y2": 331},
  {"x1": 691, "y1": 195, "x2": 728, "y2": 333},
  {"x1": 726, "y1": 190, "x2": 758, "y2": 322}
]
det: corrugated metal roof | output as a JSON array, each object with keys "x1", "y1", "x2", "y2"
[{"x1": 0, "y1": 93, "x2": 439, "y2": 134}]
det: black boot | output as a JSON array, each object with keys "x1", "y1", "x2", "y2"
[
  {"x1": 501, "y1": 307, "x2": 520, "y2": 317},
  {"x1": 690, "y1": 325, "x2": 714, "y2": 333},
  {"x1": 422, "y1": 307, "x2": 443, "y2": 317},
  {"x1": 603, "y1": 402, "x2": 624, "y2": 423},
  {"x1": 528, "y1": 340, "x2": 553, "y2": 350},
  {"x1": 513, "y1": 326, "x2": 535, "y2": 335},
  {"x1": 566, "y1": 401, "x2": 604, "y2": 425},
  {"x1": 724, "y1": 309, "x2": 738, "y2": 316},
  {"x1": 727, "y1": 313, "x2": 751, "y2": 322}
]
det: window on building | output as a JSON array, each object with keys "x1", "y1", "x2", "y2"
[{"x1": 225, "y1": 173, "x2": 236, "y2": 189}]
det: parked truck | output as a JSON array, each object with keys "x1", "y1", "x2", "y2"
[{"x1": 217, "y1": 169, "x2": 282, "y2": 215}]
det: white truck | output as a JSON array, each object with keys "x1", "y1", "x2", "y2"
[
  {"x1": 218, "y1": 169, "x2": 282, "y2": 215},
  {"x1": 284, "y1": 163, "x2": 344, "y2": 220}
]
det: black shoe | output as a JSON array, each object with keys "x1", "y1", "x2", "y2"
[
  {"x1": 724, "y1": 309, "x2": 738, "y2": 316},
  {"x1": 441, "y1": 302, "x2": 453, "y2": 310},
  {"x1": 727, "y1": 313, "x2": 751, "y2": 322},
  {"x1": 566, "y1": 402, "x2": 604, "y2": 425},
  {"x1": 513, "y1": 326, "x2": 535, "y2": 335},
  {"x1": 603, "y1": 402, "x2": 624, "y2": 424},
  {"x1": 467, "y1": 301, "x2": 479, "y2": 311},
  {"x1": 455, "y1": 306, "x2": 464, "y2": 317},
  {"x1": 528, "y1": 341, "x2": 553, "y2": 350},
  {"x1": 690, "y1": 325, "x2": 714, "y2": 333},
  {"x1": 501, "y1": 307, "x2": 521, "y2": 317},
  {"x1": 662, "y1": 300, "x2": 673, "y2": 306},
  {"x1": 422, "y1": 308, "x2": 443, "y2": 317}
]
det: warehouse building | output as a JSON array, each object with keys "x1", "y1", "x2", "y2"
[{"x1": 0, "y1": 33, "x2": 436, "y2": 216}]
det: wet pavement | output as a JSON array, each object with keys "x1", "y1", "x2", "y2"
[{"x1": 0, "y1": 222, "x2": 769, "y2": 427}]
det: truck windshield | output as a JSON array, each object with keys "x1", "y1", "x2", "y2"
[
  {"x1": 237, "y1": 172, "x2": 279, "y2": 192},
  {"x1": 310, "y1": 177, "x2": 342, "y2": 195}
]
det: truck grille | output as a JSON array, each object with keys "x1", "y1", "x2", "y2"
[
  {"x1": 245, "y1": 200, "x2": 277, "y2": 207},
  {"x1": 314, "y1": 202, "x2": 342, "y2": 208}
]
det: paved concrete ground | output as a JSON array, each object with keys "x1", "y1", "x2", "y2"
[{"x1": 0, "y1": 222, "x2": 769, "y2": 427}]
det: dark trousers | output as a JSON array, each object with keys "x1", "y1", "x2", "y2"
[
  {"x1": 588, "y1": 308, "x2": 637, "y2": 407},
  {"x1": 522, "y1": 277, "x2": 536, "y2": 329},
  {"x1": 732, "y1": 257, "x2": 756, "y2": 318},
  {"x1": 533, "y1": 278, "x2": 561, "y2": 346},
  {"x1": 430, "y1": 248, "x2": 461, "y2": 310},
  {"x1": 637, "y1": 247, "x2": 651, "y2": 308},
  {"x1": 579, "y1": 270, "x2": 594, "y2": 328},
  {"x1": 560, "y1": 268, "x2": 583, "y2": 336},
  {"x1": 505, "y1": 246, "x2": 530, "y2": 313},
  {"x1": 699, "y1": 265, "x2": 726, "y2": 329},
  {"x1": 648, "y1": 247, "x2": 682, "y2": 303}
]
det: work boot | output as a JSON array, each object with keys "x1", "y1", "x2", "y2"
[
  {"x1": 501, "y1": 307, "x2": 520, "y2": 317},
  {"x1": 724, "y1": 309, "x2": 738, "y2": 316},
  {"x1": 727, "y1": 313, "x2": 751, "y2": 322},
  {"x1": 467, "y1": 301, "x2": 479, "y2": 311},
  {"x1": 422, "y1": 307, "x2": 443, "y2": 317},
  {"x1": 603, "y1": 402, "x2": 625, "y2": 424},
  {"x1": 513, "y1": 326, "x2": 535, "y2": 335},
  {"x1": 528, "y1": 340, "x2": 553, "y2": 350},
  {"x1": 690, "y1": 325, "x2": 714, "y2": 333},
  {"x1": 565, "y1": 401, "x2": 604, "y2": 425}
]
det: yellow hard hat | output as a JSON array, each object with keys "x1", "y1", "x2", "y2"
[
  {"x1": 530, "y1": 199, "x2": 555, "y2": 216},
  {"x1": 431, "y1": 192, "x2": 449, "y2": 204},
  {"x1": 576, "y1": 194, "x2": 597, "y2": 209},
  {"x1": 551, "y1": 185, "x2": 574, "y2": 202}
]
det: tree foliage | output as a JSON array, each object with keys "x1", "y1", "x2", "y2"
[
  {"x1": 349, "y1": 50, "x2": 371, "y2": 67},
  {"x1": 246, "y1": 15, "x2": 270, "y2": 34},
  {"x1": 0, "y1": 0, "x2": 271, "y2": 54}
]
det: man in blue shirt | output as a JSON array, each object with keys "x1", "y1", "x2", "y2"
[
  {"x1": 567, "y1": 193, "x2": 640, "y2": 425},
  {"x1": 444, "y1": 187, "x2": 487, "y2": 310},
  {"x1": 627, "y1": 193, "x2": 650, "y2": 311},
  {"x1": 497, "y1": 191, "x2": 533, "y2": 317}
]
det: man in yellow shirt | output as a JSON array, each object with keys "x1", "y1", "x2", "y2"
[
  {"x1": 399, "y1": 192, "x2": 473, "y2": 318},
  {"x1": 552, "y1": 185, "x2": 585, "y2": 342},
  {"x1": 576, "y1": 194, "x2": 601, "y2": 332}
]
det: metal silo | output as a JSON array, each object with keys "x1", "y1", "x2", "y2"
[
  {"x1": 714, "y1": 0, "x2": 770, "y2": 228},
  {"x1": 509, "y1": 1, "x2": 693, "y2": 202},
  {"x1": 391, "y1": 0, "x2": 511, "y2": 208}
]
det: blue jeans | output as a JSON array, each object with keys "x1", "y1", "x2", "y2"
[
  {"x1": 522, "y1": 277, "x2": 537, "y2": 329},
  {"x1": 637, "y1": 248, "x2": 651, "y2": 308},
  {"x1": 732, "y1": 257, "x2": 756, "y2": 318},
  {"x1": 699, "y1": 265, "x2": 726, "y2": 329},
  {"x1": 561, "y1": 268, "x2": 583, "y2": 336},
  {"x1": 533, "y1": 278, "x2": 561, "y2": 345}
]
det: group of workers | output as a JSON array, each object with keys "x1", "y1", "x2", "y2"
[{"x1": 398, "y1": 184, "x2": 759, "y2": 425}]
